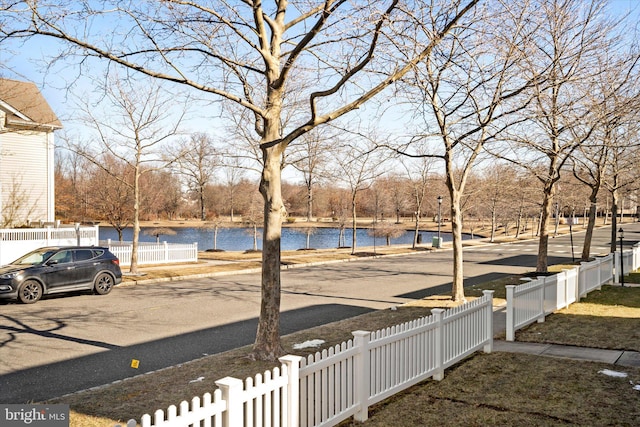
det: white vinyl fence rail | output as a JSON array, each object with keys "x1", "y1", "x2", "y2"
[
  {"x1": 578, "y1": 254, "x2": 614, "y2": 298},
  {"x1": 0, "y1": 225, "x2": 99, "y2": 266},
  {"x1": 104, "y1": 241, "x2": 198, "y2": 266},
  {"x1": 505, "y1": 247, "x2": 639, "y2": 342},
  {"x1": 122, "y1": 291, "x2": 494, "y2": 427}
]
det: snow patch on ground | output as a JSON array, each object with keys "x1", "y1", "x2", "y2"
[
  {"x1": 598, "y1": 369, "x2": 628, "y2": 378},
  {"x1": 293, "y1": 339, "x2": 326, "y2": 349}
]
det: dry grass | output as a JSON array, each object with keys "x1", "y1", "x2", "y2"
[
  {"x1": 122, "y1": 246, "x2": 431, "y2": 284},
  {"x1": 52, "y1": 281, "x2": 640, "y2": 427},
  {"x1": 340, "y1": 353, "x2": 640, "y2": 426},
  {"x1": 44, "y1": 240, "x2": 640, "y2": 427},
  {"x1": 53, "y1": 307, "x2": 434, "y2": 426},
  {"x1": 515, "y1": 285, "x2": 640, "y2": 351}
]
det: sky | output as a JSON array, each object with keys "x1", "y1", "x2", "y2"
[{"x1": 2, "y1": 0, "x2": 639, "y2": 184}]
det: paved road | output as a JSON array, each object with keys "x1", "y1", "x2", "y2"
[{"x1": 0, "y1": 222, "x2": 637, "y2": 403}]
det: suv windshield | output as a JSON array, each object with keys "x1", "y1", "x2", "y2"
[{"x1": 12, "y1": 249, "x2": 58, "y2": 266}]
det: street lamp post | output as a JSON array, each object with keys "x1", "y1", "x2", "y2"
[
  {"x1": 437, "y1": 196, "x2": 443, "y2": 247},
  {"x1": 554, "y1": 201, "x2": 560, "y2": 237},
  {"x1": 566, "y1": 207, "x2": 575, "y2": 262},
  {"x1": 619, "y1": 227, "x2": 625, "y2": 287}
]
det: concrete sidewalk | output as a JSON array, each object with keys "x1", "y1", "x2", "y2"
[{"x1": 491, "y1": 302, "x2": 640, "y2": 368}]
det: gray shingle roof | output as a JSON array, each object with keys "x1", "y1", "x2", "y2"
[{"x1": 0, "y1": 78, "x2": 62, "y2": 129}]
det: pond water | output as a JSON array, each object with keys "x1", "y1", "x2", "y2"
[{"x1": 99, "y1": 225, "x2": 468, "y2": 251}]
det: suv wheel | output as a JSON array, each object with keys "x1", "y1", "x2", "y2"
[
  {"x1": 93, "y1": 272, "x2": 114, "y2": 295},
  {"x1": 18, "y1": 280, "x2": 43, "y2": 304}
]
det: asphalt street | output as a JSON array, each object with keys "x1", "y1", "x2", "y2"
[{"x1": 0, "y1": 222, "x2": 637, "y2": 403}]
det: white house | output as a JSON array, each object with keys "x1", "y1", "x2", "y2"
[{"x1": 0, "y1": 78, "x2": 61, "y2": 226}]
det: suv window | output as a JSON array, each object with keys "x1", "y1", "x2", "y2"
[
  {"x1": 49, "y1": 250, "x2": 72, "y2": 264},
  {"x1": 74, "y1": 249, "x2": 95, "y2": 262},
  {"x1": 93, "y1": 249, "x2": 105, "y2": 257}
]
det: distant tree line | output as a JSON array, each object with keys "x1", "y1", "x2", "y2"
[{"x1": 55, "y1": 147, "x2": 639, "y2": 235}]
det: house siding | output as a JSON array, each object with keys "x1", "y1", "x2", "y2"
[{"x1": 0, "y1": 130, "x2": 53, "y2": 225}]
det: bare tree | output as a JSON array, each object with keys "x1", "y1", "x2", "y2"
[
  {"x1": 54, "y1": 147, "x2": 94, "y2": 223},
  {"x1": 141, "y1": 170, "x2": 183, "y2": 220},
  {"x1": 85, "y1": 155, "x2": 133, "y2": 241},
  {"x1": 394, "y1": 1, "x2": 534, "y2": 301},
  {"x1": 0, "y1": 175, "x2": 39, "y2": 227},
  {"x1": 602, "y1": 127, "x2": 640, "y2": 252},
  {"x1": 334, "y1": 137, "x2": 387, "y2": 255},
  {"x1": 219, "y1": 155, "x2": 248, "y2": 223},
  {"x1": 172, "y1": 133, "x2": 219, "y2": 221},
  {"x1": 293, "y1": 227, "x2": 318, "y2": 250},
  {"x1": 288, "y1": 128, "x2": 333, "y2": 221},
  {"x1": 400, "y1": 154, "x2": 434, "y2": 248},
  {"x1": 573, "y1": 45, "x2": 640, "y2": 257},
  {"x1": 477, "y1": 165, "x2": 521, "y2": 242},
  {"x1": 143, "y1": 227, "x2": 177, "y2": 244},
  {"x1": 367, "y1": 221, "x2": 405, "y2": 246},
  {"x1": 70, "y1": 77, "x2": 185, "y2": 273},
  {"x1": 494, "y1": 0, "x2": 624, "y2": 273},
  {"x1": 2, "y1": 0, "x2": 479, "y2": 359}
]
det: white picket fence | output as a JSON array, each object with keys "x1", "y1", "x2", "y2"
[
  {"x1": 122, "y1": 290, "x2": 494, "y2": 427},
  {"x1": 0, "y1": 225, "x2": 99, "y2": 266},
  {"x1": 614, "y1": 242, "x2": 640, "y2": 284},
  {"x1": 505, "y1": 244, "x2": 640, "y2": 341},
  {"x1": 104, "y1": 241, "x2": 198, "y2": 266}
]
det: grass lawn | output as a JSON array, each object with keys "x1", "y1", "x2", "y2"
[
  {"x1": 50, "y1": 277, "x2": 640, "y2": 427},
  {"x1": 340, "y1": 352, "x2": 640, "y2": 426},
  {"x1": 515, "y1": 285, "x2": 640, "y2": 351}
]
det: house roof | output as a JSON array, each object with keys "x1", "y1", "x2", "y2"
[{"x1": 0, "y1": 78, "x2": 62, "y2": 130}]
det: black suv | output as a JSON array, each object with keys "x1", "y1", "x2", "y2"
[{"x1": 0, "y1": 246, "x2": 122, "y2": 304}]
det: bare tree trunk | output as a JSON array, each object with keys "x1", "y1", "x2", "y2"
[
  {"x1": 351, "y1": 194, "x2": 358, "y2": 255},
  {"x1": 413, "y1": 211, "x2": 420, "y2": 249},
  {"x1": 581, "y1": 196, "x2": 598, "y2": 261},
  {"x1": 490, "y1": 209, "x2": 496, "y2": 243},
  {"x1": 253, "y1": 145, "x2": 286, "y2": 360},
  {"x1": 536, "y1": 187, "x2": 553, "y2": 273},
  {"x1": 200, "y1": 187, "x2": 206, "y2": 221},
  {"x1": 610, "y1": 191, "x2": 619, "y2": 253},
  {"x1": 307, "y1": 185, "x2": 313, "y2": 222},
  {"x1": 450, "y1": 190, "x2": 465, "y2": 302},
  {"x1": 515, "y1": 205, "x2": 523, "y2": 238},
  {"x1": 130, "y1": 164, "x2": 140, "y2": 274}
]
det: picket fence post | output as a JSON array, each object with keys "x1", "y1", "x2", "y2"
[
  {"x1": 279, "y1": 355, "x2": 302, "y2": 427},
  {"x1": 215, "y1": 376, "x2": 243, "y2": 426},
  {"x1": 353, "y1": 330, "x2": 371, "y2": 422},
  {"x1": 578, "y1": 262, "x2": 587, "y2": 300},
  {"x1": 483, "y1": 290, "x2": 494, "y2": 353},
  {"x1": 432, "y1": 308, "x2": 445, "y2": 381},
  {"x1": 505, "y1": 285, "x2": 515, "y2": 342}
]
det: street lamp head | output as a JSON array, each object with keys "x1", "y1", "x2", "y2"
[{"x1": 437, "y1": 195, "x2": 443, "y2": 205}]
